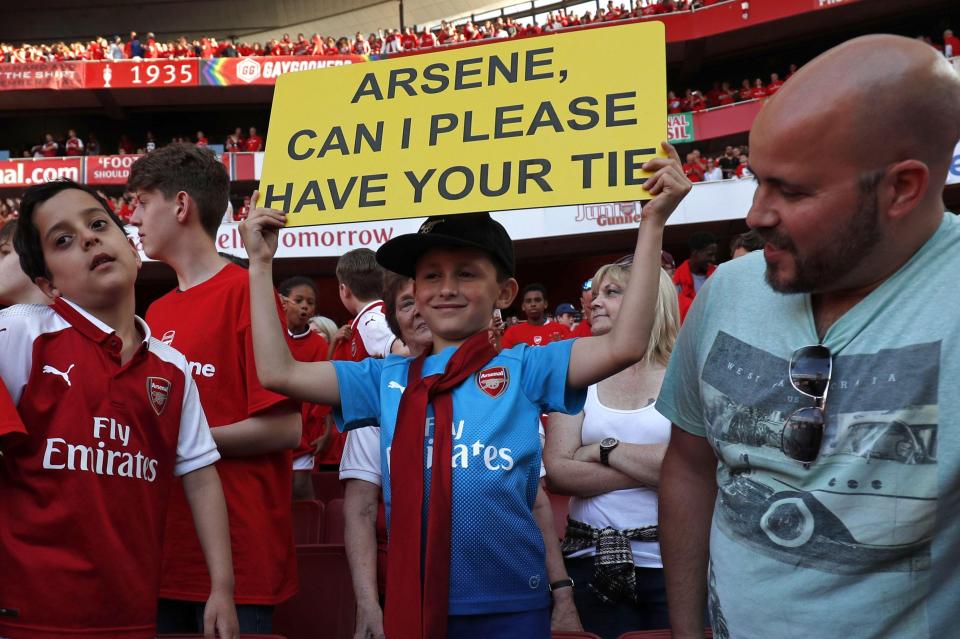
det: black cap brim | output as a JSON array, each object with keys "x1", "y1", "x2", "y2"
[{"x1": 376, "y1": 233, "x2": 494, "y2": 278}]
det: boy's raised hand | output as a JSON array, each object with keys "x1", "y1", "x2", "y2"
[
  {"x1": 239, "y1": 190, "x2": 286, "y2": 265},
  {"x1": 640, "y1": 141, "x2": 692, "y2": 226}
]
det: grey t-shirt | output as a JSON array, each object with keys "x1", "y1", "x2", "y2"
[{"x1": 657, "y1": 213, "x2": 960, "y2": 639}]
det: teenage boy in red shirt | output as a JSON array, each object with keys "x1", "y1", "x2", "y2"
[
  {"x1": 127, "y1": 144, "x2": 300, "y2": 633},
  {"x1": 501, "y1": 283, "x2": 572, "y2": 348},
  {"x1": 0, "y1": 180, "x2": 237, "y2": 639}
]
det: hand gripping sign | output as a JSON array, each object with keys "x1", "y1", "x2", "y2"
[{"x1": 259, "y1": 21, "x2": 666, "y2": 227}]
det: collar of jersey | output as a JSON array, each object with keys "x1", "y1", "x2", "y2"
[
  {"x1": 420, "y1": 343, "x2": 495, "y2": 378},
  {"x1": 352, "y1": 299, "x2": 384, "y2": 328},
  {"x1": 54, "y1": 297, "x2": 151, "y2": 347}
]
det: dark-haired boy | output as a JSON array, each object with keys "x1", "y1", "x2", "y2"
[
  {"x1": 127, "y1": 144, "x2": 300, "y2": 632},
  {"x1": 0, "y1": 221, "x2": 50, "y2": 309},
  {"x1": 501, "y1": 283, "x2": 572, "y2": 348},
  {"x1": 240, "y1": 141, "x2": 691, "y2": 638},
  {"x1": 0, "y1": 180, "x2": 237, "y2": 639},
  {"x1": 672, "y1": 231, "x2": 718, "y2": 322}
]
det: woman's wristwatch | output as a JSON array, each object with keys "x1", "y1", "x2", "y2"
[
  {"x1": 549, "y1": 578, "x2": 574, "y2": 592},
  {"x1": 600, "y1": 437, "x2": 620, "y2": 466}
]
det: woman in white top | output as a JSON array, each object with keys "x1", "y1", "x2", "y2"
[{"x1": 544, "y1": 262, "x2": 679, "y2": 637}]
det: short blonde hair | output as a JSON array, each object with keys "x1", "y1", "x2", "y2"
[
  {"x1": 308, "y1": 315, "x2": 339, "y2": 344},
  {"x1": 591, "y1": 263, "x2": 679, "y2": 367}
]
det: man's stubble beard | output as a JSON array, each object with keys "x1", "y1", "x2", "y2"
[{"x1": 764, "y1": 174, "x2": 883, "y2": 294}]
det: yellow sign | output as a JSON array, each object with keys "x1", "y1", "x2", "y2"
[{"x1": 260, "y1": 21, "x2": 666, "y2": 227}]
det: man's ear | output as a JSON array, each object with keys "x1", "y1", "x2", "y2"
[
  {"x1": 175, "y1": 190, "x2": 190, "y2": 224},
  {"x1": 497, "y1": 277, "x2": 519, "y2": 309},
  {"x1": 883, "y1": 160, "x2": 930, "y2": 222},
  {"x1": 34, "y1": 276, "x2": 60, "y2": 300}
]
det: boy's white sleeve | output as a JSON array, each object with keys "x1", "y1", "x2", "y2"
[
  {"x1": 0, "y1": 306, "x2": 50, "y2": 404},
  {"x1": 357, "y1": 309, "x2": 397, "y2": 358},
  {"x1": 174, "y1": 370, "x2": 221, "y2": 476},
  {"x1": 339, "y1": 426, "x2": 382, "y2": 486}
]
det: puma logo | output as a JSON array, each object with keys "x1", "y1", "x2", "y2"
[
  {"x1": 42, "y1": 364, "x2": 75, "y2": 387},
  {"x1": 387, "y1": 381, "x2": 406, "y2": 392}
]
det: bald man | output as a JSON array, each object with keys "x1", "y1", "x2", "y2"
[{"x1": 656, "y1": 35, "x2": 960, "y2": 639}]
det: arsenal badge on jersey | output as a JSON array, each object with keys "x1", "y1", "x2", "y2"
[
  {"x1": 147, "y1": 377, "x2": 172, "y2": 416},
  {"x1": 476, "y1": 366, "x2": 509, "y2": 398}
]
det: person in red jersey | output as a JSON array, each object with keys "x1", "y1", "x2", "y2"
[
  {"x1": 195, "y1": 131, "x2": 208, "y2": 147},
  {"x1": 0, "y1": 381, "x2": 24, "y2": 448},
  {"x1": 751, "y1": 78, "x2": 768, "y2": 99},
  {"x1": 717, "y1": 81, "x2": 736, "y2": 106},
  {"x1": 400, "y1": 26, "x2": 419, "y2": 50},
  {"x1": 767, "y1": 72, "x2": 784, "y2": 94},
  {"x1": 683, "y1": 152, "x2": 704, "y2": 183},
  {"x1": 64, "y1": 129, "x2": 84, "y2": 156},
  {"x1": 127, "y1": 144, "x2": 300, "y2": 634},
  {"x1": 245, "y1": 127, "x2": 264, "y2": 152},
  {"x1": 502, "y1": 283, "x2": 572, "y2": 348},
  {"x1": 672, "y1": 231, "x2": 717, "y2": 322},
  {"x1": 419, "y1": 28, "x2": 438, "y2": 49},
  {"x1": 569, "y1": 277, "x2": 594, "y2": 338},
  {"x1": 278, "y1": 276, "x2": 331, "y2": 499},
  {"x1": 667, "y1": 91, "x2": 682, "y2": 114},
  {"x1": 944, "y1": 29, "x2": 960, "y2": 57},
  {"x1": 39, "y1": 133, "x2": 58, "y2": 158},
  {"x1": 0, "y1": 180, "x2": 237, "y2": 639}
]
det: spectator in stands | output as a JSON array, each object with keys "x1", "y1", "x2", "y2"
[
  {"x1": 400, "y1": 27, "x2": 418, "y2": 51},
  {"x1": 667, "y1": 91, "x2": 683, "y2": 114},
  {"x1": 660, "y1": 250, "x2": 676, "y2": 278},
  {"x1": 501, "y1": 283, "x2": 572, "y2": 348},
  {"x1": 717, "y1": 81, "x2": 736, "y2": 106},
  {"x1": 738, "y1": 79, "x2": 753, "y2": 101},
  {"x1": 85, "y1": 133, "x2": 100, "y2": 156},
  {"x1": 382, "y1": 29, "x2": 403, "y2": 54},
  {"x1": 718, "y1": 146, "x2": 738, "y2": 178},
  {"x1": 108, "y1": 35, "x2": 124, "y2": 60},
  {"x1": 735, "y1": 154, "x2": 753, "y2": 178},
  {"x1": 245, "y1": 127, "x2": 263, "y2": 152},
  {"x1": 353, "y1": 32, "x2": 372, "y2": 55},
  {"x1": 944, "y1": 29, "x2": 960, "y2": 57},
  {"x1": 0, "y1": 220, "x2": 49, "y2": 308},
  {"x1": 63, "y1": 129, "x2": 84, "y2": 156},
  {"x1": 729, "y1": 229, "x2": 764, "y2": 258},
  {"x1": 544, "y1": 264, "x2": 679, "y2": 637},
  {"x1": 555, "y1": 303, "x2": 577, "y2": 330},
  {"x1": 35, "y1": 133, "x2": 58, "y2": 158},
  {"x1": 660, "y1": 35, "x2": 960, "y2": 639},
  {"x1": 419, "y1": 28, "x2": 439, "y2": 49},
  {"x1": 571, "y1": 277, "x2": 594, "y2": 338},
  {"x1": 767, "y1": 72, "x2": 784, "y2": 94},
  {"x1": 279, "y1": 276, "x2": 331, "y2": 500},
  {"x1": 224, "y1": 130, "x2": 241, "y2": 153},
  {"x1": 195, "y1": 131, "x2": 208, "y2": 147},
  {"x1": 751, "y1": 78, "x2": 768, "y2": 99},
  {"x1": 127, "y1": 31, "x2": 143, "y2": 58},
  {"x1": 683, "y1": 152, "x2": 704, "y2": 183},
  {"x1": 673, "y1": 231, "x2": 717, "y2": 322},
  {"x1": 703, "y1": 158, "x2": 723, "y2": 182}
]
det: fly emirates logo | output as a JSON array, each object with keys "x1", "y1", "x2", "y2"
[
  {"x1": 42, "y1": 416, "x2": 161, "y2": 482},
  {"x1": 386, "y1": 417, "x2": 514, "y2": 473}
]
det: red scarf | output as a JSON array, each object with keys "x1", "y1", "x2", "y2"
[{"x1": 384, "y1": 330, "x2": 497, "y2": 639}]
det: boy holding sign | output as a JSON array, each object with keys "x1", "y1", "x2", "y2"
[{"x1": 242, "y1": 143, "x2": 689, "y2": 638}]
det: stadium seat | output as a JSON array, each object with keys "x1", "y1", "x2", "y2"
[
  {"x1": 273, "y1": 544, "x2": 356, "y2": 639},
  {"x1": 547, "y1": 490, "x2": 571, "y2": 540},
  {"x1": 552, "y1": 632, "x2": 602, "y2": 639},
  {"x1": 291, "y1": 499, "x2": 324, "y2": 545},
  {"x1": 311, "y1": 471, "x2": 345, "y2": 503},
  {"x1": 324, "y1": 497, "x2": 346, "y2": 544}
]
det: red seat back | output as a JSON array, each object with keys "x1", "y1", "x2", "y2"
[
  {"x1": 324, "y1": 497, "x2": 346, "y2": 544},
  {"x1": 274, "y1": 544, "x2": 356, "y2": 639},
  {"x1": 311, "y1": 471, "x2": 345, "y2": 503},
  {"x1": 291, "y1": 499, "x2": 324, "y2": 545}
]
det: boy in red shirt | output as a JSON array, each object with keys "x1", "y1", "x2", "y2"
[
  {"x1": 0, "y1": 180, "x2": 237, "y2": 639},
  {"x1": 127, "y1": 144, "x2": 300, "y2": 633},
  {"x1": 501, "y1": 283, "x2": 572, "y2": 348},
  {"x1": 278, "y1": 275, "x2": 332, "y2": 499},
  {"x1": 245, "y1": 127, "x2": 264, "y2": 152},
  {"x1": 64, "y1": 129, "x2": 84, "y2": 156}
]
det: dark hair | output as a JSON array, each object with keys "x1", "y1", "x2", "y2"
[
  {"x1": 688, "y1": 231, "x2": 718, "y2": 252},
  {"x1": 14, "y1": 179, "x2": 125, "y2": 281},
  {"x1": 278, "y1": 275, "x2": 318, "y2": 298},
  {"x1": 729, "y1": 230, "x2": 765, "y2": 254},
  {"x1": 382, "y1": 271, "x2": 412, "y2": 339},
  {"x1": 336, "y1": 248, "x2": 384, "y2": 301},
  {"x1": 0, "y1": 219, "x2": 16, "y2": 245},
  {"x1": 521, "y1": 282, "x2": 547, "y2": 299},
  {"x1": 127, "y1": 143, "x2": 228, "y2": 239}
]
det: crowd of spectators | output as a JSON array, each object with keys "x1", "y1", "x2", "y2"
[
  {"x1": 681, "y1": 145, "x2": 751, "y2": 183},
  {"x1": 0, "y1": 0, "x2": 862, "y2": 64},
  {"x1": 20, "y1": 125, "x2": 263, "y2": 159}
]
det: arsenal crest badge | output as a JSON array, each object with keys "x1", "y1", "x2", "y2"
[
  {"x1": 476, "y1": 366, "x2": 509, "y2": 398},
  {"x1": 146, "y1": 377, "x2": 172, "y2": 416}
]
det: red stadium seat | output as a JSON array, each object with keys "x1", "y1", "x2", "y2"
[
  {"x1": 553, "y1": 632, "x2": 602, "y2": 639},
  {"x1": 311, "y1": 471, "x2": 345, "y2": 503},
  {"x1": 547, "y1": 490, "x2": 570, "y2": 540},
  {"x1": 291, "y1": 499, "x2": 324, "y2": 545},
  {"x1": 324, "y1": 497, "x2": 346, "y2": 544},
  {"x1": 274, "y1": 544, "x2": 356, "y2": 639}
]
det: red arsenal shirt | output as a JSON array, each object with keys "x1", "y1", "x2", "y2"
[
  {"x1": 287, "y1": 329, "x2": 330, "y2": 462},
  {"x1": 501, "y1": 321, "x2": 572, "y2": 349},
  {"x1": 0, "y1": 299, "x2": 219, "y2": 639},
  {"x1": 570, "y1": 320, "x2": 592, "y2": 338},
  {"x1": 146, "y1": 263, "x2": 297, "y2": 604},
  {"x1": 0, "y1": 380, "x2": 25, "y2": 444}
]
